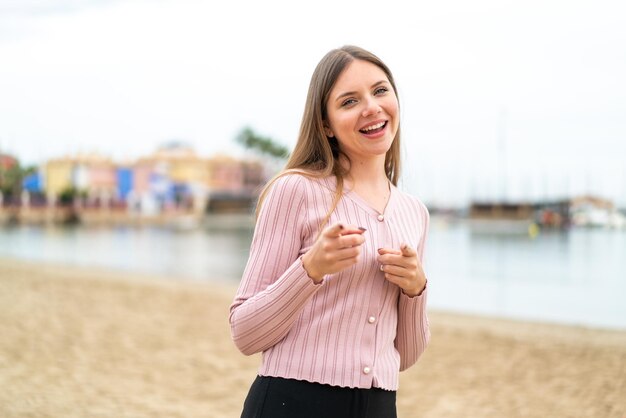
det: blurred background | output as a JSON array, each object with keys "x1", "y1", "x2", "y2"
[{"x1": 1, "y1": 0, "x2": 624, "y2": 329}]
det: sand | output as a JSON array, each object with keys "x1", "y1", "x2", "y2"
[{"x1": 0, "y1": 258, "x2": 625, "y2": 418}]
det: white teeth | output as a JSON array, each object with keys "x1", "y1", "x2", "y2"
[{"x1": 361, "y1": 122, "x2": 385, "y2": 132}]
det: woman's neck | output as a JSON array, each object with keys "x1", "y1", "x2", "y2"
[
  {"x1": 340, "y1": 156, "x2": 391, "y2": 215},
  {"x1": 342, "y1": 155, "x2": 389, "y2": 191}
]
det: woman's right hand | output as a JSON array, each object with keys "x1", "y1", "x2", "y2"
[{"x1": 301, "y1": 222, "x2": 366, "y2": 283}]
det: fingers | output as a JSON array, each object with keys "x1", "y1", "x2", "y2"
[
  {"x1": 379, "y1": 263, "x2": 405, "y2": 277},
  {"x1": 379, "y1": 248, "x2": 425, "y2": 296},
  {"x1": 323, "y1": 223, "x2": 366, "y2": 238},
  {"x1": 322, "y1": 223, "x2": 366, "y2": 252},
  {"x1": 381, "y1": 270, "x2": 405, "y2": 287},
  {"x1": 327, "y1": 228, "x2": 365, "y2": 261},
  {"x1": 378, "y1": 244, "x2": 419, "y2": 276},
  {"x1": 317, "y1": 245, "x2": 362, "y2": 268},
  {"x1": 378, "y1": 244, "x2": 416, "y2": 266},
  {"x1": 338, "y1": 233, "x2": 365, "y2": 249},
  {"x1": 308, "y1": 222, "x2": 367, "y2": 278}
]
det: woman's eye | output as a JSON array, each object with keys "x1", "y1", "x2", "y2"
[
  {"x1": 374, "y1": 87, "x2": 389, "y2": 95},
  {"x1": 341, "y1": 98, "x2": 357, "y2": 107}
]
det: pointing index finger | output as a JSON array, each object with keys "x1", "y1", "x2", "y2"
[
  {"x1": 324, "y1": 223, "x2": 366, "y2": 238},
  {"x1": 323, "y1": 222, "x2": 345, "y2": 237},
  {"x1": 378, "y1": 247, "x2": 402, "y2": 256}
]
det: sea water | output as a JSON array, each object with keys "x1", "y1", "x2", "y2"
[{"x1": 1, "y1": 219, "x2": 624, "y2": 330}]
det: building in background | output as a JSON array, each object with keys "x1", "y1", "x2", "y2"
[
  {"x1": 43, "y1": 153, "x2": 117, "y2": 206},
  {"x1": 76, "y1": 154, "x2": 117, "y2": 206},
  {"x1": 0, "y1": 153, "x2": 20, "y2": 206},
  {"x1": 43, "y1": 157, "x2": 74, "y2": 203},
  {"x1": 132, "y1": 142, "x2": 210, "y2": 214},
  {"x1": 7, "y1": 142, "x2": 269, "y2": 218},
  {"x1": 0, "y1": 154, "x2": 18, "y2": 171},
  {"x1": 206, "y1": 155, "x2": 265, "y2": 213}
]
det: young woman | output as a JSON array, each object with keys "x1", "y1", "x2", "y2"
[{"x1": 229, "y1": 45, "x2": 430, "y2": 418}]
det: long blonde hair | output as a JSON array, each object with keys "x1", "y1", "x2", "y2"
[{"x1": 256, "y1": 45, "x2": 402, "y2": 229}]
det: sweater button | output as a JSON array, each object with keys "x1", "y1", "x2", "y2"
[
  {"x1": 377, "y1": 214, "x2": 385, "y2": 222},
  {"x1": 368, "y1": 316, "x2": 376, "y2": 324},
  {"x1": 363, "y1": 366, "x2": 371, "y2": 374}
]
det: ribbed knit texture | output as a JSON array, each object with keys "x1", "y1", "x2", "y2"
[{"x1": 229, "y1": 174, "x2": 430, "y2": 390}]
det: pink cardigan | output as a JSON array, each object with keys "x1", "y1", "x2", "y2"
[{"x1": 229, "y1": 174, "x2": 430, "y2": 390}]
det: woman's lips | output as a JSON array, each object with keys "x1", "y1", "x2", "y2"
[{"x1": 359, "y1": 121, "x2": 388, "y2": 138}]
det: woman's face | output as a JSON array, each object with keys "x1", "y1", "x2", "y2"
[{"x1": 324, "y1": 59, "x2": 399, "y2": 165}]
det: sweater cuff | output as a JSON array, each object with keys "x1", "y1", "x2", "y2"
[
  {"x1": 300, "y1": 257, "x2": 330, "y2": 286},
  {"x1": 400, "y1": 286, "x2": 427, "y2": 306}
]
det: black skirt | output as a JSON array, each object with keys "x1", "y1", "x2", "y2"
[{"x1": 240, "y1": 375, "x2": 397, "y2": 418}]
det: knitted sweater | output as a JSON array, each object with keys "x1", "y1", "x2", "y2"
[{"x1": 229, "y1": 174, "x2": 430, "y2": 390}]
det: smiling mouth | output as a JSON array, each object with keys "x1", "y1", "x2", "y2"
[{"x1": 359, "y1": 121, "x2": 387, "y2": 134}]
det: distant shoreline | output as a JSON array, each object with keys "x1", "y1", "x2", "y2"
[{"x1": 0, "y1": 207, "x2": 256, "y2": 230}]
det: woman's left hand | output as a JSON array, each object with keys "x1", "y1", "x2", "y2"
[{"x1": 377, "y1": 244, "x2": 427, "y2": 297}]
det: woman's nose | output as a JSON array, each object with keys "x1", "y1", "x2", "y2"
[{"x1": 362, "y1": 97, "x2": 382, "y2": 117}]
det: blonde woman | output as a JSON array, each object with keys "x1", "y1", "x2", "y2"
[{"x1": 230, "y1": 45, "x2": 430, "y2": 418}]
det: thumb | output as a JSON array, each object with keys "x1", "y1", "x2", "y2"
[{"x1": 401, "y1": 243, "x2": 417, "y2": 257}]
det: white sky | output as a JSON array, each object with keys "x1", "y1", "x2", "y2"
[{"x1": 1, "y1": 0, "x2": 625, "y2": 207}]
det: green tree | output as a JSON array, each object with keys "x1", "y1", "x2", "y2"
[
  {"x1": 0, "y1": 162, "x2": 30, "y2": 200},
  {"x1": 58, "y1": 186, "x2": 87, "y2": 206},
  {"x1": 236, "y1": 127, "x2": 290, "y2": 159}
]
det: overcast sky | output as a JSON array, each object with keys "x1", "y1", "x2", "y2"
[{"x1": 1, "y1": 0, "x2": 625, "y2": 206}]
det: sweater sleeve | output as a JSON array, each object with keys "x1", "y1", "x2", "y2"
[
  {"x1": 229, "y1": 174, "x2": 324, "y2": 355},
  {"x1": 395, "y1": 201, "x2": 431, "y2": 371}
]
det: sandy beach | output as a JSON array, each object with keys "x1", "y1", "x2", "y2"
[{"x1": 0, "y1": 258, "x2": 624, "y2": 418}]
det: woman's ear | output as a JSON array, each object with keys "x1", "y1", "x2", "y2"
[{"x1": 323, "y1": 123, "x2": 334, "y2": 138}]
